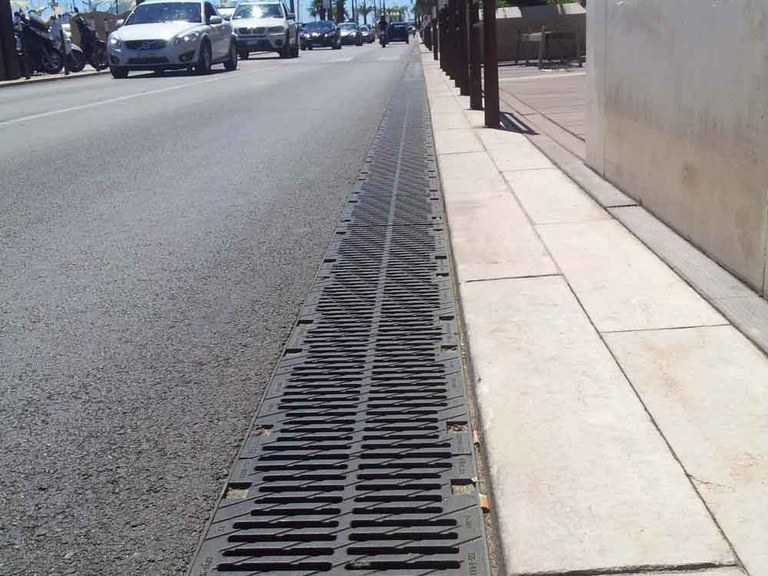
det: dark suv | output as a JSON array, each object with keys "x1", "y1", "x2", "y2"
[{"x1": 388, "y1": 22, "x2": 409, "y2": 43}]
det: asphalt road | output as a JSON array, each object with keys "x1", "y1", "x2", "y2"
[{"x1": 0, "y1": 41, "x2": 416, "y2": 576}]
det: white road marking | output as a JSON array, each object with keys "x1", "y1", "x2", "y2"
[
  {"x1": 376, "y1": 56, "x2": 400, "y2": 62},
  {"x1": 0, "y1": 67, "x2": 277, "y2": 127},
  {"x1": 330, "y1": 57, "x2": 354, "y2": 62}
]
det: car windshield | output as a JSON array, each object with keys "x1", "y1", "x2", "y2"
[
  {"x1": 233, "y1": 3, "x2": 281, "y2": 19},
  {"x1": 305, "y1": 21, "x2": 332, "y2": 31},
  {"x1": 125, "y1": 2, "x2": 202, "y2": 24}
]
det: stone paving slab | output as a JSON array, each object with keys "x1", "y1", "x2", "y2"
[
  {"x1": 503, "y1": 167, "x2": 609, "y2": 225},
  {"x1": 421, "y1": 49, "x2": 759, "y2": 576},
  {"x1": 537, "y1": 220, "x2": 726, "y2": 333},
  {"x1": 605, "y1": 325, "x2": 768, "y2": 576},
  {"x1": 460, "y1": 275, "x2": 735, "y2": 575}
]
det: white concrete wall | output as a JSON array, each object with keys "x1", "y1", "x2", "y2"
[{"x1": 587, "y1": 0, "x2": 768, "y2": 296}]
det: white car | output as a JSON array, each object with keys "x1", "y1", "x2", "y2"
[
  {"x1": 231, "y1": 0, "x2": 299, "y2": 59},
  {"x1": 107, "y1": 0, "x2": 237, "y2": 78}
]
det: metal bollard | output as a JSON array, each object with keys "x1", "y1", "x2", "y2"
[
  {"x1": 443, "y1": 0, "x2": 456, "y2": 80},
  {"x1": 439, "y1": 6, "x2": 447, "y2": 73},
  {"x1": 431, "y1": 3, "x2": 438, "y2": 61},
  {"x1": 468, "y1": 0, "x2": 481, "y2": 110},
  {"x1": 456, "y1": 0, "x2": 469, "y2": 96},
  {"x1": 482, "y1": 0, "x2": 499, "y2": 127}
]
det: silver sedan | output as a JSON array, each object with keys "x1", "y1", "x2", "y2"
[{"x1": 107, "y1": 0, "x2": 238, "y2": 78}]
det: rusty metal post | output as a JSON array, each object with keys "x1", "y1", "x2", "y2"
[
  {"x1": 438, "y1": 6, "x2": 446, "y2": 73},
  {"x1": 468, "y1": 0, "x2": 481, "y2": 110},
  {"x1": 456, "y1": 0, "x2": 468, "y2": 95},
  {"x1": 482, "y1": 0, "x2": 499, "y2": 128},
  {"x1": 431, "y1": 2, "x2": 438, "y2": 61},
  {"x1": 445, "y1": 0, "x2": 455, "y2": 80}
]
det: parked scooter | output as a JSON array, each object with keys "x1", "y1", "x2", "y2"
[
  {"x1": 70, "y1": 11, "x2": 109, "y2": 71},
  {"x1": 49, "y1": 13, "x2": 86, "y2": 73},
  {"x1": 13, "y1": 10, "x2": 64, "y2": 75}
]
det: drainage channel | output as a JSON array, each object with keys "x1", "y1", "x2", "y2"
[{"x1": 188, "y1": 60, "x2": 491, "y2": 576}]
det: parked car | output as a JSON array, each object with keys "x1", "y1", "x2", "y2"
[
  {"x1": 387, "y1": 21, "x2": 409, "y2": 43},
  {"x1": 107, "y1": 0, "x2": 237, "y2": 78},
  {"x1": 300, "y1": 20, "x2": 340, "y2": 50},
  {"x1": 231, "y1": 0, "x2": 298, "y2": 58},
  {"x1": 359, "y1": 24, "x2": 374, "y2": 43},
  {"x1": 337, "y1": 21, "x2": 362, "y2": 46}
]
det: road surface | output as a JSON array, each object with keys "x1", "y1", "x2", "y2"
[{"x1": 0, "y1": 42, "x2": 416, "y2": 576}]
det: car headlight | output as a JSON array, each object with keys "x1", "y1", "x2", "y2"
[
  {"x1": 173, "y1": 31, "x2": 200, "y2": 45},
  {"x1": 268, "y1": 26, "x2": 285, "y2": 33},
  {"x1": 109, "y1": 36, "x2": 121, "y2": 47}
]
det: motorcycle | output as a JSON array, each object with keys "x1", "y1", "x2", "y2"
[
  {"x1": 49, "y1": 14, "x2": 87, "y2": 73},
  {"x1": 13, "y1": 10, "x2": 64, "y2": 75},
  {"x1": 379, "y1": 30, "x2": 388, "y2": 47},
  {"x1": 70, "y1": 12, "x2": 109, "y2": 71}
]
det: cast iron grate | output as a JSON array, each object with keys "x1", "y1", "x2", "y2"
[{"x1": 188, "y1": 61, "x2": 490, "y2": 576}]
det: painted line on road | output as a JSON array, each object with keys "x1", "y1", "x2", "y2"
[{"x1": 0, "y1": 67, "x2": 277, "y2": 127}]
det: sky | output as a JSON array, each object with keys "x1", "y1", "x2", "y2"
[{"x1": 14, "y1": 0, "x2": 408, "y2": 23}]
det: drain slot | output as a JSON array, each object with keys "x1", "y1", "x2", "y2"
[{"x1": 188, "y1": 62, "x2": 490, "y2": 576}]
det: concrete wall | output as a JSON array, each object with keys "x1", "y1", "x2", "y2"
[
  {"x1": 587, "y1": 0, "x2": 768, "y2": 296},
  {"x1": 496, "y1": 4, "x2": 586, "y2": 62}
]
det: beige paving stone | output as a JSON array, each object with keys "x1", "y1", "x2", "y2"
[
  {"x1": 433, "y1": 128, "x2": 483, "y2": 155},
  {"x1": 460, "y1": 275, "x2": 734, "y2": 575},
  {"x1": 537, "y1": 220, "x2": 725, "y2": 332},
  {"x1": 616, "y1": 570, "x2": 743, "y2": 576},
  {"x1": 438, "y1": 152, "x2": 509, "y2": 199},
  {"x1": 605, "y1": 325, "x2": 768, "y2": 576},
  {"x1": 444, "y1": 193, "x2": 556, "y2": 282},
  {"x1": 463, "y1": 109, "x2": 485, "y2": 128},
  {"x1": 429, "y1": 97, "x2": 463, "y2": 115},
  {"x1": 503, "y1": 168, "x2": 610, "y2": 224},
  {"x1": 485, "y1": 137, "x2": 555, "y2": 172},
  {"x1": 429, "y1": 111, "x2": 470, "y2": 130},
  {"x1": 477, "y1": 127, "x2": 529, "y2": 148}
]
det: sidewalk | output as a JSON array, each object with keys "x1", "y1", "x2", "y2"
[
  {"x1": 0, "y1": 68, "x2": 107, "y2": 88},
  {"x1": 422, "y1": 49, "x2": 768, "y2": 576}
]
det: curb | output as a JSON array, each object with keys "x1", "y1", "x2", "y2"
[{"x1": 0, "y1": 69, "x2": 109, "y2": 89}]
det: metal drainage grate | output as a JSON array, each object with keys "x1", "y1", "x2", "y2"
[{"x1": 188, "y1": 62, "x2": 490, "y2": 576}]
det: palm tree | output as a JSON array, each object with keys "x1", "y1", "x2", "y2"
[
  {"x1": 310, "y1": 0, "x2": 322, "y2": 19},
  {"x1": 334, "y1": 0, "x2": 345, "y2": 21},
  {"x1": 357, "y1": 0, "x2": 373, "y2": 24}
]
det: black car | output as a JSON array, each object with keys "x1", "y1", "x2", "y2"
[
  {"x1": 338, "y1": 22, "x2": 362, "y2": 46},
  {"x1": 301, "y1": 20, "x2": 341, "y2": 50},
  {"x1": 388, "y1": 21, "x2": 409, "y2": 43},
  {"x1": 359, "y1": 24, "x2": 374, "y2": 43}
]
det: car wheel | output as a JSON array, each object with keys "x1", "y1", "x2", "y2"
[
  {"x1": 224, "y1": 41, "x2": 238, "y2": 70},
  {"x1": 194, "y1": 40, "x2": 212, "y2": 75},
  {"x1": 279, "y1": 35, "x2": 291, "y2": 58},
  {"x1": 110, "y1": 66, "x2": 128, "y2": 79}
]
